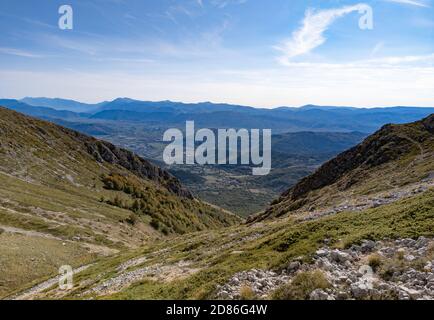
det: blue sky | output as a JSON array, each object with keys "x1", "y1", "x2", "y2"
[{"x1": 0, "y1": 0, "x2": 433, "y2": 107}]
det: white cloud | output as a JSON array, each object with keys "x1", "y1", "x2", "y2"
[
  {"x1": 384, "y1": 0, "x2": 431, "y2": 8},
  {"x1": 276, "y1": 3, "x2": 371, "y2": 64}
]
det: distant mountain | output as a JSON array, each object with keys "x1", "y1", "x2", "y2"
[
  {"x1": 90, "y1": 99, "x2": 434, "y2": 133},
  {"x1": 254, "y1": 113, "x2": 434, "y2": 221},
  {"x1": 96, "y1": 98, "x2": 257, "y2": 113},
  {"x1": 21, "y1": 97, "x2": 105, "y2": 112},
  {"x1": 3, "y1": 97, "x2": 434, "y2": 133},
  {"x1": 0, "y1": 99, "x2": 87, "y2": 120}
]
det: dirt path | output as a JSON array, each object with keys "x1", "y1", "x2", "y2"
[
  {"x1": 84, "y1": 260, "x2": 199, "y2": 297},
  {"x1": 400, "y1": 134, "x2": 426, "y2": 170},
  {"x1": 7, "y1": 264, "x2": 93, "y2": 300},
  {"x1": 0, "y1": 224, "x2": 118, "y2": 256},
  {"x1": 0, "y1": 224, "x2": 61, "y2": 240}
]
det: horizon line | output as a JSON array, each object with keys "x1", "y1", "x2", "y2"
[{"x1": 3, "y1": 96, "x2": 434, "y2": 110}]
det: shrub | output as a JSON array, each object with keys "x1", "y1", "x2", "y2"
[
  {"x1": 367, "y1": 253, "x2": 383, "y2": 272},
  {"x1": 239, "y1": 285, "x2": 257, "y2": 300},
  {"x1": 150, "y1": 218, "x2": 160, "y2": 230},
  {"x1": 131, "y1": 199, "x2": 141, "y2": 212},
  {"x1": 396, "y1": 249, "x2": 405, "y2": 261},
  {"x1": 271, "y1": 270, "x2": 330, "y2": 300},
  {"x1": 378, "y1": 256, "x2": 406, "y2": 281},
  {"x1": 125, "y1": 213, "x2": 138, "y2": 226},
  {"x1": 161, "y1": 226, "x2": 170, "y2": 236},
  {"x1": 427, "y1": 243, "x2": 434, "y2": 260}
]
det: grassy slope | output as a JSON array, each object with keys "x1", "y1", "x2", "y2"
[
  {"x1": 24, "y1": 115, "x2": 432, "y2": 300},
  {"x1": 26, "y1": 187, "x2": 433, "y2": 300},
  {"x1": 0, "y1": 107, "x2": 239, "y2": 297},
  {"x1": 256, "y1": 115, "x2": 434, "y2": 220}
]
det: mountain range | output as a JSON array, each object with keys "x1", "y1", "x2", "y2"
[{"x1": 2, "y1": 97, "x2": 434, "y2": 133}]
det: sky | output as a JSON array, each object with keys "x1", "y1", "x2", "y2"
[{"x1": 0, "y1": 0, "x2": 433, "y2": 108}]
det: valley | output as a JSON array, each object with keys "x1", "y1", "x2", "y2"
[
  {"x1": 3, "y1": 98, "x2": 434, "y2": 216},
  {"x1": 0, "y1": 102, "x2": 433, "y2": 301}
]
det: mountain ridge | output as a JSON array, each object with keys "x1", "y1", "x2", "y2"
[
  {"x1": 2, "y1": 97, "x2": 434, "y2": 133},
  {"x1": 253, "y1": 113, "x2": 434, "y2": 221}
]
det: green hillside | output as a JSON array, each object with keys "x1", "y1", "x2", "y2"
[{"x1": 0, "y1": 107, "x2": 239, "y2": 297}]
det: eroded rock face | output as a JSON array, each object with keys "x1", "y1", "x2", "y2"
[
  {"x1": 216, "y1": 237, "x2": 434, "y2": 300},
  {"x1": 84, "y1": 139, "x2": 192, "y2": 198}
]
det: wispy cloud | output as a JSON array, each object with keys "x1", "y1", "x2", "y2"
[
  {"x1": 384, "y1": 0, "x2": 431, "y2": 8},
  {"x1": 364, "y1": 53, "x2": 434, "y2": 64},
  {"x1": 370, "y1": 41, "x2": 385, "y2": 57},
  {"x1": 275, "y1": 3, "x2": 370, "y2": 65},
  {"x1": 0, "y1": 47, "x2": 43, "y2": 58},
  {"x1": 211, "y1": 0, "x2": 248, "y2": 9}
]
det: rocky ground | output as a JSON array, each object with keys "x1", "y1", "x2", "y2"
[
  {"x1": 300, "y1": 178, "x2": 434, "y2": 222},
  {"x1": 216, "y1": 237, "x2": 434, "y2": 300},
  {"x1": 82, "y1": 260, "x2": 199, "y2": 297}
]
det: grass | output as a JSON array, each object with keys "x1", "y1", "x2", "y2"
[
  {"x1": 367, "y1": 254, "x2": 383, "y2": 272},
  {"x1": 271, "y1": 270, "x2": 330, "y2": 300},
  {"x1": 0, "y1": 107, "x2": 241, "y2": 297},
  {"x1": 239, "y1": 285, "x2": 257, "y2": 300},
  {"x1": 0, "y1": 233, "x2": 94, "y2": 298},
  {"x1": 31, "y1": 187, "x2": 433, "y2": 300}
]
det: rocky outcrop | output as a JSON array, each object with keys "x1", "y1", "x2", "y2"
[
  {"x1": 422, "y1": 114, "x2": 434, "y2": 133},
  {"x1": 216, "y1": 237, "x2": 434, "y2": 300},
  {"x1": 84, "y1": 139, "x2": 192, "y2": 198}
]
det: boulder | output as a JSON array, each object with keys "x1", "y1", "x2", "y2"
[
  {"x1": 331, "y1": 250, "x2": 351, "y2": 263},
  {"x1": 288, "y1": 261, "x2": 301, "y2": 273},
  {"x1": 316, "y1": 249, "x2": 329, "y2": 257},
  {"x1": 351, "y1": 282, "x2": 370, "y2": 299},
  {"x1": 361, "y1": 240, "x2": 376, "y2": 253},
  {"x1": 310, "y1": 289, "x2": 333, "y2": 300}
]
